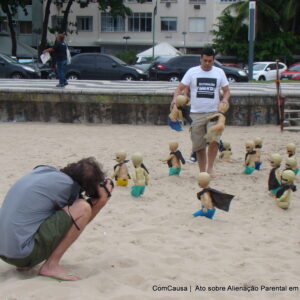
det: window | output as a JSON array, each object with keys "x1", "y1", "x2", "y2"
[
  {"x1": 76, "y1": 55, "x2": 95, "y2": 65},
  {"x1": 51, "y1": 16, "x2": 63, "y2": 29},
  {"x1": 77, "y1": 16, "x2": 93, "y2": 31},
  {"x1": 128, "y1": 13, "x2": 152, "y2": 32},
  {"x1": 101, "y1": 12, "x2": 125, "y2": 32},
  {"x1": 19, "y1": 21, "x2": 32, "y2": 34},
  {"x1": 161, "y1": 17, "x2": 177, "y2": 32},
  {"x1": 0, "y1": 20, "x2": 8, "y2": 33},
  {"x1": 189, "y1": 0, "x2": 206, "y2": 3},
  {"x1": 220, "y1": 0, "x2": 237, "y2": 2},
  {"x1": 189, "y1": 17, "x2": 205, "y2": 32},
  {"x1": 127, "y1": 0, "x2": 152, "y2": 2}
]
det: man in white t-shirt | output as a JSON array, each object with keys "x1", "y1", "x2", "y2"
[{"x1": 171, "y1": 48, "x2": 230, "y2": 177}]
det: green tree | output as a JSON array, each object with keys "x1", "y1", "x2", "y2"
[{"x1": 0, "y1": 0, "x2": 29, "y2": 56}]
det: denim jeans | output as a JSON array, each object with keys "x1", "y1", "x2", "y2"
[{"x1": 56, "y1": 60, "x2": 67, "y2": 85}]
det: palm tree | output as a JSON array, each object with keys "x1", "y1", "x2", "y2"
[
  {"x1": 223, "y1": 0, "x2": 281, "y2": 38},
  {"x1": 280, "y1": 0, "x2": 300, "y2": 34}
]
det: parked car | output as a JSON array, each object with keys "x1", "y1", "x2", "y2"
[
  {"x1": 65, "y1": 53, "x2": 148, "y2": 81},
  {"x1": 134, "y1": 55, "x2": 178, "y2": 72},
  {"x1": 252, "y1": 61, "x2": 287, "y2": 81},
  {"x1": 18, "y1": 59, "x2": 55, "y2": 79},
  {"x1": 280, "y1": 62, "x2": 300, "y2": 81},
  {"x1": 0, "y1": 53, "x2": 41, "y2": 79},
  {"x1": 148, "y1": 55, "x2": 248, "y2": 82}
]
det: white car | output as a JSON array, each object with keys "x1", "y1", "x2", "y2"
[{"x1": 252, "y1": 61, "x2": 287, "y2": 81}]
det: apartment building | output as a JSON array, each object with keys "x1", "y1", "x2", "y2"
[{"x1": 47, "y1": 0, "x2": 238, "y2": 54}]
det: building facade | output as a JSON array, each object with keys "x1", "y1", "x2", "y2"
[{"x1": 47, "y1": 0, "x2": 238, "y2": 55}]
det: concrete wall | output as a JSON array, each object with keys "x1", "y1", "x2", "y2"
[{"x1": 0, "y1": 91, "x2": 280, "y2": 126}]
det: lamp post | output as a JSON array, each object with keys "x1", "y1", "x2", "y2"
[
  {"x1": 182, "y1": 31, "x2": 187, "y2": 54},
  {"x1": 123, "y1": 36, "x2": 130, "y2": 50},
  {"x1": 248, "y1": 0, "x2": 256, "y2": 81}
]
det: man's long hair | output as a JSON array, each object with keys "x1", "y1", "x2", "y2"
[{"x1": 60, "y1": 157, "x2": 105, "y2": 198}]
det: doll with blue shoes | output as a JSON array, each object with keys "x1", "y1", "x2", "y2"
[{"x1": 193, "y1": 172, "x2": 234, "y2": 219}]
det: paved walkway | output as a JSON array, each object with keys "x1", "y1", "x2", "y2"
[{"x1": 0, "y1": 79, "x2": 299, "y2": 96}]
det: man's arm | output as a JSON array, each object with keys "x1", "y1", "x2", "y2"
[{"x1": 218, "y1": 85, "x2": 231, "y2": 113}]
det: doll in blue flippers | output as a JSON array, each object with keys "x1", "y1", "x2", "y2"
[
  {"x1": 168, "y1": 95, "x2": 190, "y2": 132},
  {"x1": 193, "y1": 172, "x2": 234, "y2": 219}
]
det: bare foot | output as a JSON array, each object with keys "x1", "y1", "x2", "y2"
[
  {"x1": 39, "y1": 263, "x2": 80, "y2": 281},
  {"x1": 207, "y1": 169, "x2": 219, "y2": 178}
]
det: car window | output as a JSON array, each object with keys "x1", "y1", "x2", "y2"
[
  {"x1": 97, "y1": 56, "x2": 114, "y2": 67},
  {"x1": 278, "y1": 63, "x2": 285, "y2": 69},
  {"x1": 289, "y1": 65, "x2": 300, "y2": 71},
  {"x1": 268, "y1": 63, "x2": 277, "y2": 70},
  {"x1": 75, "y1": 55, "x2": 95, "y2": 65},
  {"x1": 253, "y1": 63, "x2": 267, "y2": 71},
  {"x1": 181, "y1": 57, "x2": 199, "y2": 67}
]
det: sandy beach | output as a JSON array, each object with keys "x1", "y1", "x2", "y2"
[{"x1": 0, "y1": 122, "x2": 299, "y2": 300}]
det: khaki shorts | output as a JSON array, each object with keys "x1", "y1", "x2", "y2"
[
  {"x1": 190, "y1": 112, "x2": 221, "y2": 152},
  {"x1": 0, "y1": 210, "x2": 72, "y2": 268}
]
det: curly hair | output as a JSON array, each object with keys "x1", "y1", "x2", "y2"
[{"x1": 60, "y1": 157, "x2": 105, "y2": 198}]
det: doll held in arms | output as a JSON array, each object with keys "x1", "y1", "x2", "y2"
[
  {"x1": 204, "y1": 101, "x2": 229, "y2": 143},
  {"x1": 268, "y1": 153, "x2": 282, "y2": 196},
  {"x1": 168, "y1": 95, "x2": 190, "y2": 132},
  {"x1": 219, "y1": 141, "x2": 232, "y2": 162},
  {"x1": 131, "y1": 152, "x2": 149, "y2": 198},
  {"x1": 162, "y1": 142, "x2": 185, "y2": 176},
  {"x1": 254, "y1": 137, "x2": 263, "y2": 170},
  {"x1": 112, "y1": 151, "x2": 130, "y2": 187},
  {"x1": 193, "y1": 172, "x2": 234, "y2": 219},
  {"x1": 275, "y1": 169, "x2": 296, "y2": 209},
  {"x1": 286, "y1": 143, "x2": 299, "y2": 175},
  {"x1": 244, "y1": 141, "x2": 256, "y2": 174}
]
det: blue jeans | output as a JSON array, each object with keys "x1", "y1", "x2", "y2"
[{"x1": 56, "y1": 60, "x2": 67, "y2": 85}]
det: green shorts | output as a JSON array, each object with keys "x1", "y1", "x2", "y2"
[
  {"x1": 169, "y1": 168, "x2": 181, "y2": 176},
  {"x1": 0, "y1": 210, "x2": 72, "y2": 268},
  {"x1": 190, "y1": 112, "x2": 220, "y2": 152}
]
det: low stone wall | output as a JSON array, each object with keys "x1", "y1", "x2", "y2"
[{"x1": 0, "y1": 90, "x2": 280, "y2": 125}]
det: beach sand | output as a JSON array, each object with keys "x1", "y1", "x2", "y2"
[{"x1": 0, "y1": 122, "x2": 299, "y2": 300}]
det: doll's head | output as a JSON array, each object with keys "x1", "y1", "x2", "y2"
[
  {"x1": 196, "y1": 172, "x2": 210, "y2": 188},
  {"x1": 285, "y1": 157, "x2": 297, "y2": 170},
  {"x1": 131, "y1": 152, "x2": 143, "y2": 168},
  {"x1": 281, "y1": 169, "x2": 295, "y2": 185},
  {"x1": 254, "y1": 137, "x2": 263, "y2": 148},
  {"x1": 245, "y1": 141, "x2": 255, "y2": 152},
  {"x1": 223, "y1": 141, "x2": 231, "y2": 151},
  {"x1": 286, "y1": 143, "x2": 296, "y2": 156},
  {"x1": 169, "y1": 142, "x2": 178, "y2": 152},
  {"x1": 269, "y1": 153, "x2": 282, "y2": 168},
  {"x1": 115, "y1": 151, "x2": 126, "y2": 163},
  {"x1": 176, "y1": 95, "x2": 188, "y2": 107}
]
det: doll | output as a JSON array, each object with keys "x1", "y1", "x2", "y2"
[
  {"x1": 168, "y1": 95, "x2": 189, "y2": 131},
  {"x1": 268, "y1": 153, "x2": 282, "y2": 196},
  {"x1": 162, "y1": 142, "x2": 185, "y2": 176},
  {"x1": 254, "y1": 137, "x2": 263, "y2": 170},
  {"x1": 286, "y1": 143, "x2": 299, "y2": 175},
  {"x1": 275, "y1": 170, "x2": 296, "y2": 209},
  {"x1": 219, "y1": 141, "x2": 232, "y2": 162},
  {"x1": 193, "y1": 172, "x2": 234, "y2": 219},
  {"x1": 112, "y1": 151, "x2": 130, "y2": 186},
  {"x1": 284, "y1": 157, "x2": 298, "y2": 175},
  {"x1": 244, "y1": 141, "x2": 256, "y2": 174},
  {"x1": 204, "y1": 101, "x2": 228, "y2": 143},
  {"x1": 131, "y1": 152, "x2": 149, "y2": 197}
]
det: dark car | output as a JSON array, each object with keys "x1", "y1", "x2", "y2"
[
  {"x1": 65, "y1": 53, "x2": 148, "y2": 81},
  {"x1": 280, "y1": 62, "x2": 300, "y2": 81},
  {"x1": 148, "y1": 55, "x2": 248, "y2": 82},
  {"x1": 0, "y1": 53, "x2": 41, "y2": 79}
]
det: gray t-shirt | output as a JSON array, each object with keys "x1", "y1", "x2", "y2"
[{"x1": 0, "y1": 166, "x2": 80, "y2": 258}]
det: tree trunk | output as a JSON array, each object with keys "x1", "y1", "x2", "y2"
[
  {"x1": 2, "y1": 4, "x2": 17, "y2": 57},
  {"x1": 61, "y1": 0, "x2": 74, "y2": 34},
  {"x1": 39, "y1": 0, "x2": 52, "y2": 56}
]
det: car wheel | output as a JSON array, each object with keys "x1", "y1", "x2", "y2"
[
  {"x1": 11, "y1": 72, "x2": 24, "y2": 79},
  {"x1": 168, "y1": 75, "x2": 180, "y2": 82},
  {"x1": 122, "y1": 74, "x2": 135, "y2": 81},
  {"x1": 67, "y1": 73, "x2": 79, "y2": 80},
  {"x1": 258, "y1": 76, "x2": 266, "y2": 81},
  {"x1": 227, "y1": 75, "x2": 237, "y2": 83}
]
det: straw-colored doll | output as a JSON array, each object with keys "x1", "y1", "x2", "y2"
[
  {"x1": 112, "y1": 151, "x2": 130, "y2": 186},
  {"x1": 268, "y1": 153, "x2": 282, "y2": 196},
  {"x1": 219, "y1": 141, "x2": 232, "y2": 162},
  {"x1": 254, "y1": 137, "x2": 263, "y2": 170},
  {"x1": 244, "y1": 141, "x2": 256, "y2": 174},
  {"x1": 286, "y1": 143, "x2": 298, "y2": 175},
  {"x1": 275, "y1": 170, "x2": 296, "y2": 209},
  {"x1": 168, "y1": 95, "x2": 189, "y2": 132},
  {"x1": 162, "y1": 142, "x2": 185, "y2": 176},
  {"x1": 131, "y1": 152, "x2": 149, "y2": 197}
]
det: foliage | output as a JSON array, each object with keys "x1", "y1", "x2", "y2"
[
  {"x1": 212, "y1": 0, "x2": 300, "y2": 63},
  {"x1": 116, "y1": 49, "x2": 137, "y2": 65}
]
